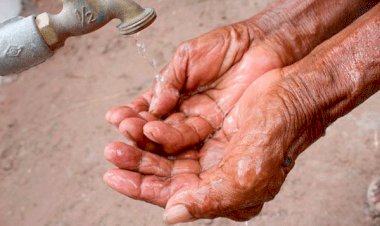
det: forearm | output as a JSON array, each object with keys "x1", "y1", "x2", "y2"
[
  {"x1": 245, "y1": 0, "x2": 379, "y2": 65},
  {"x1": 283, "y1": 3, "x2": 380, "y2": 134}
]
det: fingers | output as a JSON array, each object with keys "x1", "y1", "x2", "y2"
[
  {"x1": 144, "y1": 116, "x2": 213, "y2": 154},
  {"x1": 105, "y1": 142, "x2": 171, "y2": 177},
  {"x1": 144, "y1": 93, "x2": 225, "y2": 153},
  {"x1": 150, "y1": 24, "x2": 251, "y2": 116},
  {"x1": 128, "y1": 90, "x2": 153, "y2": 113},
  {"x1": 106, "y1": 89, "x2": 154, "y2": 127},
  {"x1": 106, "y1": 91, "x2": 163, "y2": 152},
  {"x1": 103, "y1": 169, "x2": 170, "y2": 207},
  {"x1": 163, "y1": 172, "x2": 237, "y2": 224},
  {"x1": 179, "y1": 93, "x2": 225, "y2": 129},
  {"x1": 104, "y1": 169, "x2": 201, "y2": 208},
  {"x1": 163, "y1": 185, "x2": 259, "y2": 224},
  {"x1": 118, "y1": 117, "x2": 158, "y2": 152},
  {"x1": 104, "y1": 142, "x2": 201, "y2": 177},
  {"x1": 109, "y1": 94, "x2": 222, "y2": 154},
  {"x1": 150, "y1": 72, "x2": 181, "y2": 116},
  {"x1": 106, "y1": 106, "x2": 139, "y2": 127},
  {"x1": 148, "y1": 43, "x2": 189, "y2": 116},
  {"x1": 162, "y1": 162, "x2": 265, "y2": 225},
  {"x1": 169, "y1": 150, "x2": 199, "y2": 160},
  {"x1": 106, "y1": 105, "x2": 157, "y2": 127}
]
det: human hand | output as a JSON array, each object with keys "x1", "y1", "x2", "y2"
[
  {"x1": 106, "y1": 0, "x2": 376, "y2": 154},
  {"x1": 102, "y1": 68, "x2": 318, "y2": 224},
  {"x1": 106, "y1": 22, "x2": 283, "y2": 153},
  {"x1": 104, "y1": 5, "x2": 380, "y2": 223}
]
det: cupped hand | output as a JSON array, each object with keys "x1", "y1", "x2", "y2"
[
  {"x1": 103, "y1": 66, "x2": 323, "y2": 224},
  {"x1": 103, "y1": 2, "x2": 380, "y2": 225},
  {"x1": 106, "y1": 22, "x2": 283, "y2": 153},
  {"x1": 105, "y1": 0, "x2": 377, "y2": 154}
]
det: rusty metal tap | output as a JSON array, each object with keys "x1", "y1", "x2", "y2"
[{"x1": 0, "y1": 0, "x2": 156, "y2": 76}]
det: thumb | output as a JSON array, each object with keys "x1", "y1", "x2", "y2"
[
  {"x1": 163, "y1": 204, "x2": 193, "y2": 224},
  {"x1": 163, "y1": 178, "x2": 234, "y2": 224},
  {"x1": 149, "y1": 46, "x2": 188, "y2": 116},
  {"x1": 163, "y1": 189, "x2": 199, "y2": 224},
  {"x1": 149, "y1": 77, "x2": 180, "y2": 116}
]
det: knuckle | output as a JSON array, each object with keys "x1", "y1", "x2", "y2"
[{"x1": 230, "y1": 23, "x2": 250, "y2": 41}]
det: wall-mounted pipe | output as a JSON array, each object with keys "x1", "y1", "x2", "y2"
[
  {"x1": 0, "y1": 16, "x2": 53, "y2": 76},
  {"x1": 0, "y1": 0, "x2": 156, "y2": 76}
]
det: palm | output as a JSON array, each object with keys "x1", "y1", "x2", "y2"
[
  {"x1": 106, "y1": 23, "x2": 282, "y2": 153},
  {"x1": 104, "y1": 129, "x2": 269, "y2": 222},
  {"x1": 104, "y1": 70, "x2": 289, "y2": 223}
]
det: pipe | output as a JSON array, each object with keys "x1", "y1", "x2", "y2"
[
  {"x1": 0, "y1": 0, "x2": 156, "y2": 76},
  {"x1": 0, "y1": 16, "x2": 53, "y2": 76}
]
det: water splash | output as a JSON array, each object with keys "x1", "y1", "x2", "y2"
[{"x1": 155, "y1": 74, "x2": 165, "y2": 83}]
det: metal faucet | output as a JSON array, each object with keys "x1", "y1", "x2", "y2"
[{"x1": 0, "y1": 0, "x2": 156, "y2": 76}]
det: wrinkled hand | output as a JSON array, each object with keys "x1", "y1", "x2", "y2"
[
  {"x1": 104, "y1": 10, "x2": 380, "y2": 218},
  {"x1": 106, "y1": 23, "x2": 283, "y2": 153},
  {"x1": 105, "y1": 0, "x2": 377, "y2": 154},
  {"x1": 103, "y1": 67, "x2": 323, "y2": 224},
  {"x1": 104, "y1": 69, "x2": 292, "y2": 223},
  {"x1": 103, "y1": 2, "x2": 380, "y2": 225}
]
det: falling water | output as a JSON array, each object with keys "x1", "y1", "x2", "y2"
[{"x1": 129, "y1": 33, "x2": 159, "y2": 73}]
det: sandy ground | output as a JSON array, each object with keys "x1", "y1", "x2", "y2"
[{"x1": 0, "y1": 0, "x2": 380, "y2": 226}]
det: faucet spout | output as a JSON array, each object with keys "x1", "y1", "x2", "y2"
[{"x1": 36, "y1": 0, "x2": 156, "y2": 49}]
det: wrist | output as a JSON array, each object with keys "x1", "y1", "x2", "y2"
[
  {"x1": 283, "y1": 5, "x2": 380, "y2": 130},
  {"x1": 243, "y1": 0, "x2": 378, "y2": 66}
]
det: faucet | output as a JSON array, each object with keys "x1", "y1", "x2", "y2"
[{"x1": 0, "y1": 0, "x2": 156, "y2": 76}]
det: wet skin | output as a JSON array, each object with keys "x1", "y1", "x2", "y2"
[
  {"x1": 106, "y1": 0, "x2": 379, "y2": 153},
  {"x1": 104, "y1": 2, "x2": 380, "y2": 225}
]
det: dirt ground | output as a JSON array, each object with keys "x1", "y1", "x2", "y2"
[{"x1": 0, "y1": 0, "x2": 379, "y2": 226}]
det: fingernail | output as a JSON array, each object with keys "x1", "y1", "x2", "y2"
[
  {"x1": 143, "y1": 125, "x2": 159, "y2": 143},
  {"x1": 104, "y1": 146, "x2": 114, "y2": 161},
  {"x1": 105, "y1": 110, "x2": 113, "y2": 122},
  {"x1": 163, "y1": 205, "x2": 192, "y2": 224},
  {"x1": 103, "y1": 171, "x2": 126, "y2": 189},
  {"x1": 103, "y1": 171, "x2": 115, "y2": 184}
]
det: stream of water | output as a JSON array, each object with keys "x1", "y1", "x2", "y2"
[{"x1": 129, "y1": 33, "x2": 159, "y2": 73}]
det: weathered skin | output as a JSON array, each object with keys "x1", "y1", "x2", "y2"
[
  {"x1": 106, "y1": 0, "x2": 379, "y2": 154},
  {"x1": 104, "y1": 3, "x2": 380, "y2": 224}
]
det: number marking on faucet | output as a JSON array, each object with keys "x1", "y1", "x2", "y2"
[{"x1": 75, "y1": 7, "x2": 96, "y2": 27}]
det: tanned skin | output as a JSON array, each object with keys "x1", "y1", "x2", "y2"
[{"x1": 104, "y1": 1, "x2": 380, "y2": 224}]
